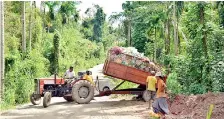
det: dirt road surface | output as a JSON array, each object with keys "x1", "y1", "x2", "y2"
[{"x1": 1, "y1": 96, "x2": 149, "y2": 119}]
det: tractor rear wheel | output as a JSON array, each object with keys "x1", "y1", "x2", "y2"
[
  {"x1": 43, "y1": 92, "x2": 51, "y2": 108},
  {"x1": 30, "y1": 94, "x2": 41, "y2": 105},
  {"x1": 63, "y1": 96, "x2": 74, "y2": 102},
  {"x1": 72, "y1": 80, "x2": 94, "y2": 104}
]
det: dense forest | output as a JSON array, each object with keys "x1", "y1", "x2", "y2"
[{"x1": 0, "y1": 1, "x2": 224, "y2": 109}]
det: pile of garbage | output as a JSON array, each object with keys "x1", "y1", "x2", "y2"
[{"x1": 109, "y1": 46, "x2": 161, "y2": 72}]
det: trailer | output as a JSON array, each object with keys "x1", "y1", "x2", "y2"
[{"x1": 97, "y1": 47, "x2": 167, "y2": 101}]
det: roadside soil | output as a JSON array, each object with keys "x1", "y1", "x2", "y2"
[{"x1": 166, "y1": 92, "x2": 224, "y2": 119}]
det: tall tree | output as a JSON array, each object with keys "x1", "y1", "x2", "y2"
[
  {"x1": 60, "y1": 1, "x2": 79, "y2": 24},
  {"x1": 41, "y1": 1, "x2": 46, "y2": 37},
  {"x1": 173, "y1": 1, "x2": 178, "y2": 55},
  {"x1": 109, "y1": 1, "x2": 134, "y2": 46},
  {"x1": 123, "y1": 2, "x2": 132, "y2": 46},
  {"x1": 22, "y1": 1, "x2": 26, "y2": 52},
  {"x1": 53, "y1": 33, "x2": 60, "y2": 74},
  {"x1": 216, "y1": 1, "x2": 224, "y2": 27},
  {"x1": 198, "y1": 2, "x2": 208, "y2": 58},
  {"x1": 131, "y1": 2, "x2": 166, "y2": 56},
  {"x1": 165, "y1": 2, "x2": 171, "y2": 55},
  {"x1": 0, "y1": 1, "x2": 4, "y2": 101},
  {"x1": 93, "y1": 5, "x2": 105, "y2": 42},
  {"x1": 109, "y1": 12, "x2": 128, "y2": 44},
  {"x1": 176, "y1": 1, "x2": 184, "y2": 53},
  {"x1": 44, "y1": 1, "x2": 59, "y2": 21},
  {"x1": 28, "y1": 1, "x2": 33, "y2": 52}
]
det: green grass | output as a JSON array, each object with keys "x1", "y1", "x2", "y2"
[
  {"x1": 149, "y1": 117, "x2": 160, "y2": 119},
  {"x1": 206, "y1": 104, "x2": 214, "y2": 119},
  {"x1": 0, "y1": 102, "x2": 16, "y2": 111},
  {"x1": 106, "y1": 76, "x2": 138, "y2": 89},
  {"x1": 104, "y1": 76, "x2": 139, "y2": 99}
]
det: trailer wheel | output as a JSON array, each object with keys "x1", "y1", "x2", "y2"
[
  {"x1": 103, "y1": 86, "x2": 110, "y2": 92},
  {"x1": 72, "y1": 80, "x2": 94, "y2": 104},
  {"x1": 43, "y1": 92, "x2": 51, "y2": 108},
  {"x1": 142, "y1": 90, "x2": 151, "y2": 102},
  {"x1": 63, "y1": 96, "x2": 74, "y2": 102},
  {"x1": 102, "y1": 86, "x2": 110, "y2": 96},
  {"x1": 136, "y1": 85, "x2": 146, "y2": 100},
  {"x1": 30, "y1": 94, "x2": 41, "y2": 105}
]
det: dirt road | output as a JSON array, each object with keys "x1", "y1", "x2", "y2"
[{"x1": 1, "y1": 96, "x2": 149, "y2": 119}]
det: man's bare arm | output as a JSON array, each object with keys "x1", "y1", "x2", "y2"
[{"x1": 146, "y1": 79, "x2": 148, "y2": 90}]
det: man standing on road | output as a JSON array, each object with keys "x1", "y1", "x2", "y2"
[
  {"x1": 146, "y1": 71, "x2": 157, "y2": 110},
  {"x1": 64, "y1": 66, "x2": 75, "y2": 84},
  {"x1": 151, "y1": 72, "x2": 169, "y2": 118}
]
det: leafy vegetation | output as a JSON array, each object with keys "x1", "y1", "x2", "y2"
[
  {"x1": 110, "y1": 1, "x2": 224, "y2": 95},
  {"x1": 1, "y1": 1, "x2": 119, "y2": 110}
]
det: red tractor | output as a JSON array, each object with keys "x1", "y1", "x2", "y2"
[{"x1": 30, "y1": 71, "x2": 94, "y2": 107}]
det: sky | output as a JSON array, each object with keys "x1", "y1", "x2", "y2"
[
  {"x1": 77, "y1": 0, "x2": 125, "y2": 19},
  {"x1": 35, "y1": 0, "x2": 125, "y2": 20}
]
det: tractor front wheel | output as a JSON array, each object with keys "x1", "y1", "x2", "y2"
[
  {"x1": 30, "y1": 94, "x2": 41, "y2": 105},
  {"x1": 43, "y1": 92, "x2": 51, "y2": 108},
  {"x1": 72, "y1": 80, "x2": 94, "y2": 104}
]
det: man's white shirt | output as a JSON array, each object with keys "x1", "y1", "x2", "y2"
[{"x1": 64, "y1": 70, "x2": 75, "y2": 79}]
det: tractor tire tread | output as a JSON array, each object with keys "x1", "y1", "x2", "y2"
[
  {"x1": 30, "y1": 94, "x2": 41, "y2": 105},
  {"x1": 72, "y1": 80, "x2": 94, "y2": 104},
  {"x1": 43, "y1": 92, "x2": 51, "y2": 108}
]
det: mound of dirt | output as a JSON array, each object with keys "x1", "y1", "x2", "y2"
[{"x1": 166, "y1": 92, "x2": 224, "y2": 119}]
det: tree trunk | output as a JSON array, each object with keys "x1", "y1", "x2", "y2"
[
  {"x1": 199, "y1": 4, "x2": 208, "y2": 58},
  {"x1": 130, "y1": 21, "x2": 132, "y2": 46},
  {"x1": 177, "y1": 21, "x2": 181, "y2": 54},
  {"x1": 0, "y1": 1, "x2": 5, "y2": 101},
  {"x1": 41, "y1": 1, "x2": 45, "y2": 41},
  {"x1": 127, "y1": 20, "x2": 131, "y2": 47},
  {"x1": 165, "y1": 18, "x2": 170, "y2": 55},
  {"x1": 199, "y1": 3, "x2": 210, "y2": 91},
  {"x1": 154, "y1": 27, "x2": 157, "y2": 62},
  {"x1": 22, "y1": 1, "x2": 26, "y2": 53},
  {"x1": 28, "y1": 1, "x2": 32, "y2": 52},
  {"x1": 173, "y1": 1, "x2": 179, "y2": 55},
  {"x1": 53, "y1": 33, "x2": 60, "y2": 74},
  {"x1": 33, "y1": 1, "x2": 36, "y2": 19}
]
